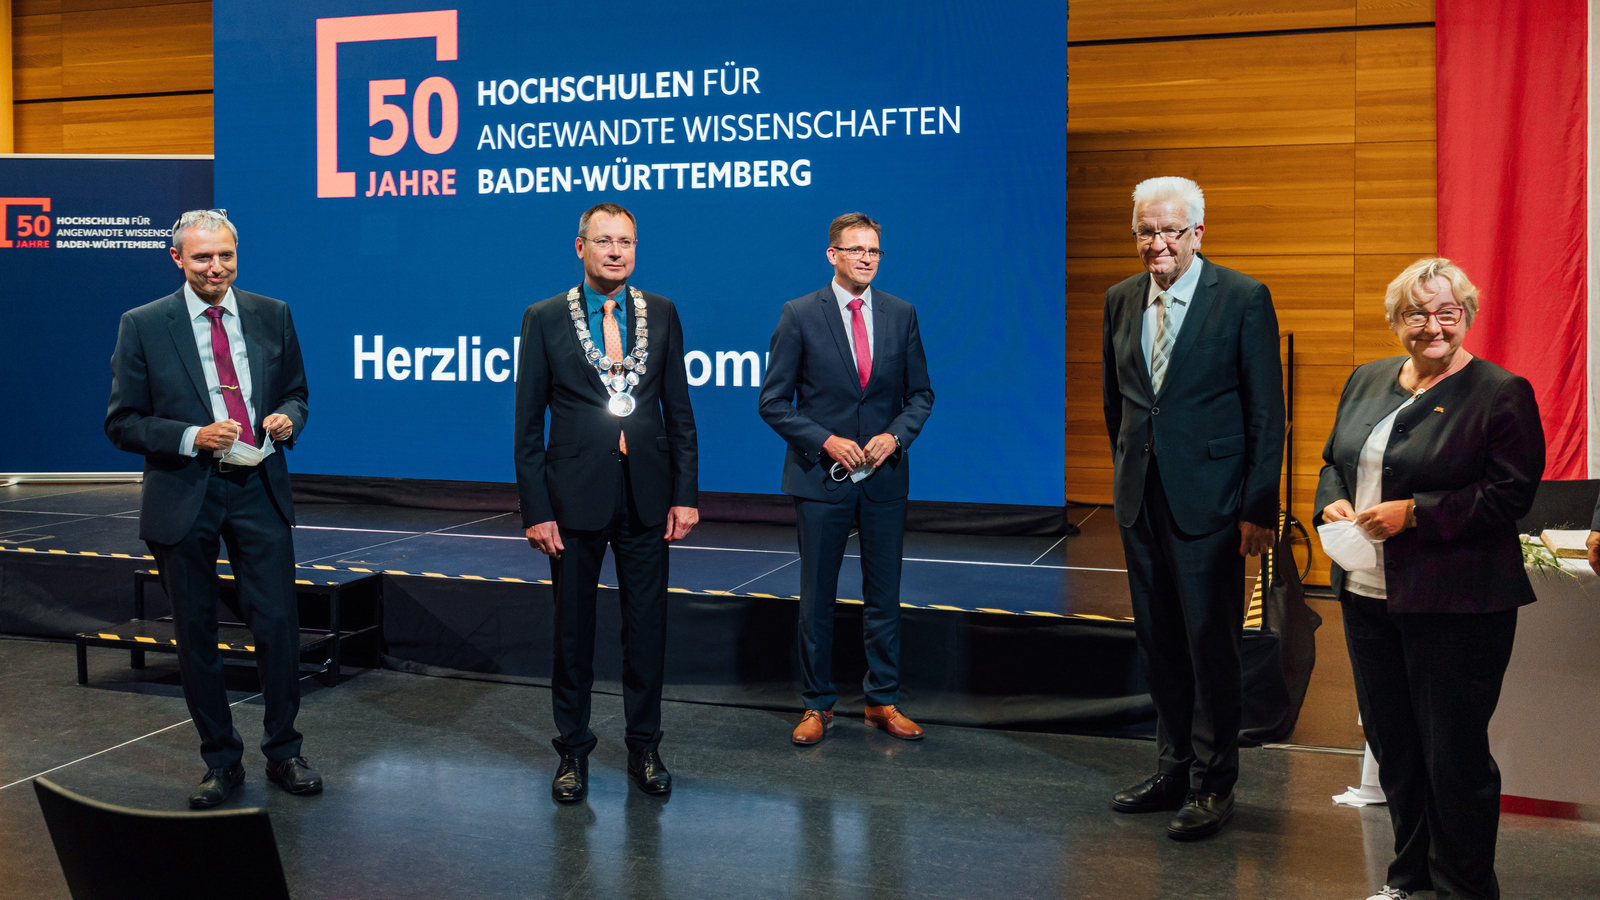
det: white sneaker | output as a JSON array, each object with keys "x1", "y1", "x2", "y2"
[{"x1": 1364, "y1": 888, "x2": 1409, "y2": 900}]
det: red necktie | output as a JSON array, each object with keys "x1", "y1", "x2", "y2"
[
  {"x1": 202, "y1": 306, "x2": 256, "y2": 446},
  {"x1": 848, "y1": 297, "x2": 872, "y2": 390}
]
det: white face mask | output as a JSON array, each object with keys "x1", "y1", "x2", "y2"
[
  {"x1": 1317, "y1": 520, "x2": 1380, "y2": 571},
  {"x1": 220, "y1": 436, "x2": 264, "y2": 466}
]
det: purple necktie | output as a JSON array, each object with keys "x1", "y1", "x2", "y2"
[
  {"x1": 202, "y1": 306, "x2": 256, "y2": 446},
  {"x1": 847, "y1": 297, "x2": 872, "y2": 390}
]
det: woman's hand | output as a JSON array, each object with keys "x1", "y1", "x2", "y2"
[
  {"x1": 1321, "y1": 499, "x2": 1357, "y2": 523},
  {"x1": 1354, "y1": 499, "x2": 1414, "y2": 540}
]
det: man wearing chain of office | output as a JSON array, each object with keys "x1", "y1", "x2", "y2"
[{"x1": 515, "y1": 202, "x2": 700, "y2": 803}]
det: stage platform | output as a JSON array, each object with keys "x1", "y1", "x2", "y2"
[
  {"x1": 0, "y1": 481, "x2": 1337, "y2": 740},
  {"x1": 0, "y1": 482, "x2": 1127, "y2": 618}
]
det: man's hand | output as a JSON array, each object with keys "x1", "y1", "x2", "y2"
[
  {"x1": 263, "y1": 414, "x2": 293, "y2": 442},
  {"x1": 1239, "y1": 520, "x2": 1275, "y2": 557},
  {"x1": 1354, "y1": 499, "x2": 1412, "y2": 540},
  {"x1": 1586, "y1": 531, "x2": 1600, "y2": 577},
  {"x1": 665, "y1": 506, "x2": 699, "y2": 542},
  {"x1": 526, "y1": 521, "x2": 564, "y2": 558},
  {"x1": 1321, "y1": 499, "x2": 1357, "y2": 523},
  {"x1": 194, "y1": 419, "x2": 242, "y2": 453},
  {"x1": 823, "y1": 435, "x2": 866, "y2": 469},
  {"x1": 863, "y1": 433, "x2": 898, "y2": 468}
]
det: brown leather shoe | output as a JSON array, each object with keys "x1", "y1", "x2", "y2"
[
  {"x1": 864, "y1": 704, "x2": 924, "y2": 740},
  {"x1": 792, "y1": 709, "x2": 834, "y2": 745}
]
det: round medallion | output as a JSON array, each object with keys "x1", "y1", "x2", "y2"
[
  {"x1": 608, "y1": 393, "x2": 636, "y2": 417},
  {"x1": 625, "y1": 372, "x2": 639, "y2": 386},
  {"x1": 599, "y1": 356, "x2": 613, "y2": 369},
  {"x1": 634, "y1": 298, "x2": 647, "y2": 310}
]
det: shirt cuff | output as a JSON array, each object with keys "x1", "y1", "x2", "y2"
[{"x1": 180, "y1": 426, "x2": 200, "y2": 458}]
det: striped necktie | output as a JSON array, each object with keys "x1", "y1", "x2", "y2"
[{"x1": 1150, "y1": 291, "x2": 1177, "y2": 393}]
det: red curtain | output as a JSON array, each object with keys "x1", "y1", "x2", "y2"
[{"x1": 1437, "y1": 0, "x2": 1588, "y2": 479}]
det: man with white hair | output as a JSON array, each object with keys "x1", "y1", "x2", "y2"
[
  {"x1": 1101, "y1": 177, "x2": 1284, "y2": 840},
  {"x1": 106, "y1": 209, "x2": 319, "y2": 808}
]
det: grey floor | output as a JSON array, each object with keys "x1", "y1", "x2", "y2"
[{"x1": 3, "y1": 639, "x2": 1597, "y2": 900}]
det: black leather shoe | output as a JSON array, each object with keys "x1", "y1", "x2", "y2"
[
  {"x1": 1110, "y1": 772, "x2": 1189, "y2": 814},
  {"x1": 552, "y1": 754, "x2": 588, "y2": 803},
  {"x1": 189, "y1": 763, "x2": 245, "y2": 809},
  {"x1": 265, "y1": 756, "x2": 324, "y2": 796},
  {"x1": 627, "y1": 748, "x2": 672, "y2": 796},
  {"x1": 1167, "y1": 791, "x2": 1235, "y2": 841}
]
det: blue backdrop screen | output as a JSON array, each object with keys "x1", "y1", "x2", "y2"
[{"x1": 214, "y1": 1, "x2": 1065, "y2": 505}]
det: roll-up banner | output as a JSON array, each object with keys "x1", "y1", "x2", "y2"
[
  {"x1": 215, "y1": 2, "x2": 1066, "y2": 505},
  {"x1": 0, "y1": 155, "x2": 214, "y2": 474}
]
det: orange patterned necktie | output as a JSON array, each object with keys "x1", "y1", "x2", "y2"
[{"x1": 602, "y1": 299, "x2": 627, "y2": 455}]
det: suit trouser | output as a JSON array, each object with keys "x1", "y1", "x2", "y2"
[
  {"x1": 1118, "y1": 456, "x2": 1245, "y2": 796},
  {"x1": 549, "y1": 457, "x2": 668, "y2": 757},
  {"x1": 148, "y1": 465, "x2": 303, "y2": 770},
  {"x1": 794, "y1": 483, "x2": 907, "y2": 710},
  {"x1": 1342, "y1": 590, "x2": 1516, "y2": 900}
]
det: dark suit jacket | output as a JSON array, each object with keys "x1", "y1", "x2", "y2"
[
  {"x1": 515, "y1": 286, "x2": 697, "y2": 530},
  {"x1": 758, "y1": 284, "x2": 934, "y2": 503},
  {"x1": 1314, "y1": 356, "x2": 1544, "y2": 613},
  {"x1": 1102, "y1": 256, "x2": 1285, "y2": 533},
  {"x1": 105, "y1": 288, "x2": 308, "y2": 545}
]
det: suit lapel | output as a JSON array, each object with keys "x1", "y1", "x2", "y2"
[
  {"x1": 865, "y1": 293, "x2": 893, "y2": 391},
  {"x1": 1122, "y1": 280, "x2": 1155, "y2": 400},
  {"x1": 163, "y1": 290, "x2": 212, "y2": 411},
  {"x1": 1153, "y1": 257, "x2": 1216, "y2": 399},
  {"x1": 236, "y1": 292, "x2": 269, "y2": 433},
  {"x1": 819, "y1": 285, "x2": 862, "y2": 393}
]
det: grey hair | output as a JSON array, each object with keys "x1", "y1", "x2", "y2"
[
  {"x1": 171, "y1": 209, "x2": 239, "y2": 252},
  {"x1": 577, "y1": 202, "x2": 636, "y2": 239},
  {"x1": 1383, "y1": 257, "x2": 1480, "y2": 329},
  {"x1": 1131, "y1": 177, "x2": 1205, "y2": 228}
]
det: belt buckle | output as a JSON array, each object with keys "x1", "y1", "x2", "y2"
[{"x1": 217, "y1": 460, "x2": 235, "y2": 473}]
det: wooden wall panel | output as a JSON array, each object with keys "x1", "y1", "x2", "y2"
[
  {"x1": 20, "y1": 93, "x2": 213, "y2": 152},
  {"x1": 1067, "y1": 33, "x2": 1355, "y2": 153},
  {"x1": 1070, "y1": 0, "x2": 1354, "y2": 43},
  {"x1": 1357, "y1": 0, "x2": 1434, "y2": 26},
  {"x1": 11, "y1": 0, "x2": 213, "y2": 152},
  {"x1": 1206, "y1": 254, "x2": 1355, "y2": 367},
  {"x1": 1355, "y1": 254, "x2": 1419, "y2": 363},
  {"x1": 1067, "y1": 257, "x2": 1142, "y2": 364},
  {"x1": 1068, "y1": 145, "x2": 1357, "y2": 259},
  {"x1": 1355, "y1": 141, "x2": 1436, "y2": 254},
  {"x1": 1355, "y1": 26, "x2": 1435, "y2": 142}
]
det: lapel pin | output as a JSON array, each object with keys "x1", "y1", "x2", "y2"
[{"x1": 1433, "y1": 406, "x2": 1444, "y2": 413}]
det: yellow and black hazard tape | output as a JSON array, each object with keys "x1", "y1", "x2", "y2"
[
  {"x1": 80, "y1": 631, "x2": 256, "y2": 653},
  {"x1": 2, "y1": 544, "x2": 1133, "y2": 622}
]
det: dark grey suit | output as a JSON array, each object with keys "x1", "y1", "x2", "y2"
[
  {"x1": 1102, "y1": 255, "x2": 1284, "y2": 796},
  {"x1": 758, "y1": 284, "x2": 933, "y2": 709},
  {"x1": 106, "y1": 287, "x2": 308, "y2": 769}
]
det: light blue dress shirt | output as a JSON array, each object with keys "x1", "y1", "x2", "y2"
[
  {"x1": 830, "y1": 279, "x2": 875, "y2": 369},
  {"x1": 583, "y1": 282, "x2": 630, "y2": 357},
  {"x1": 1141, "y1": 256, "x2": 1204, "y2": 379},
  {"x1": 178, "y1": 284, "x2": 276, "y2": 460}
]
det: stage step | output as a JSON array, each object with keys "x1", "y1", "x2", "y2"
[{"x1": 75, "y1": 619, "x2": 341, "y2": 686}]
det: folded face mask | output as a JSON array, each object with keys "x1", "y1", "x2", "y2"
[
  {"x1": 219, "y1": 436, "x2": 264, "y2": 466},
  {"x1": 1316, "y1": 520, "x2": 1379, "y2": 572}
]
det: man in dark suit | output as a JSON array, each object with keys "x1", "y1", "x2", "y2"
[
  {"x1": 758, "y1": 212, "x2": 935, "y2": 746},
  {"x1": 106, "y1": 209, "x2": 319, "y2": 808},
  {"x1": 1101, "y1": 178, "x2": 1284, "y2": 840},
  {"x1": 516, "y1": 202, "x2": 698, "y2": 803}
]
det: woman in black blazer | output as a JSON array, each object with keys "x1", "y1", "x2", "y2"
[{"x1": 1316, "y1": 258, "x2": 1543, "y2": 900}]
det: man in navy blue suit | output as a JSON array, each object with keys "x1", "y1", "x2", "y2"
[
  {"x1": 106, "y1": 209, "x2": 320, "y2": 808},
  {"x1": 758, "y1": 213, "x2": 935, "y2": 746}
]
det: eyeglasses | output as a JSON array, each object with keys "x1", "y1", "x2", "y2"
[
  {"x1": 1133, "y1": 226, "x2": 1192, "y2": 245},
  {"x1": 1400, "y1": 307, "x2": 1465, "y2": 327},
  {"x1": 832, "y1": 246, "x2": 884, "y2": 260},
  {"x1": 584, "y1": 237, "x2": 637, "y2": 251}
]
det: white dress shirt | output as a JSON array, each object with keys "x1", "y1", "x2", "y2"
[
  {"x1": 1344, "y1": 393, "x2": 1419, "y2": 599},
  {"x1": 178, "y1": 284, "x2": 276, "y2": 460},
  {"x1": 831, "y1": 279, "x2": 875, "y2": 369},
  {"x1": 1142, "y1": 256, "x2": 1204, "y2": 378}
]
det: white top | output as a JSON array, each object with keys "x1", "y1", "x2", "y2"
[
  {"x1": 1344, "y1": 392, "x2": 1419, "y2": 598},
  {"x1": 831, "y1": 279, "x2": 875, "y2": 369},
  {"x1": 1142, "y1": 256, "x2": 1203, "y2": 378},
  {"x1": 178, "y1": 284, "x2": 276, "y2": 460}
]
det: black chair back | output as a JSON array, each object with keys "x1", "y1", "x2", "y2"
[{"x1": 32, "y1": 776, "x2": 291, "y2": 900}]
